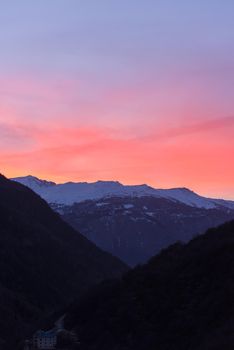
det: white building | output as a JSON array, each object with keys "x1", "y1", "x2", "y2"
[
  {"x1": 31, "y1": 317, "x2": 77, "y2": 350},
  {"x1": 33, "y1": 328, "x2": 58, "y2": 349}
]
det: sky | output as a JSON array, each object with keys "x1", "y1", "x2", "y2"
[{"x1": 0, "y1": 0, "x2": 234, "y2": 199}]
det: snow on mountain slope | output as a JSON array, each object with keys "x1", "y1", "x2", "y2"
[
  {"x1": 12, "y1": 175, "x2": 234, "y2": 210},
  {"x1": 14, "y1": 175, "x2": 56, "y2": 192}
]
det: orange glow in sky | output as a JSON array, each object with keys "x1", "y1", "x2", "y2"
[
  {"x1": 1, "y1": 82, "x2": 233, "y2": 199},
  {"x1": 0, "y1": 1, "x2": 234, "y2": 199}
]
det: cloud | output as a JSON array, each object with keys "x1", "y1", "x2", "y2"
[
  {"x1": 174, "y1": 115, "x2": 234, "y2": 136},
  {"x1": 145, "y1": 116, "x2": 234, "y2": 142}
]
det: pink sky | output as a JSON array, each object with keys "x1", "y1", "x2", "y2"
[
  {"x1": 0, "y1": 1, "x2": 234, "y2": 199},
  {"x1": 0, "y1": 76, "x2": 233, "y2": 199}
]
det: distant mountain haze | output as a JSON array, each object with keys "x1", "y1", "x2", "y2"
[{"x1": 13, "y1": 176, "x2": 234, "y2": 266}]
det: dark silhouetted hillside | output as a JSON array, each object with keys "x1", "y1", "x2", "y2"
[
  {"x1": 0, "y1": 174, "x2": 127, "y2": 349},
  {"x1": 65, "y1": 220, "x2": 234, "y2": 350}
]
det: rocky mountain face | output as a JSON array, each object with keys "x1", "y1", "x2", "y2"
[
  {"x1": 0, "y1": 175, "x2": 127, "y2": 349},
  {"x1": 65, "y1": 220, "x2": 234, "y2": 350},
  {"x1": 13, "y1": 176, "x2": 234, "y2": 266},
  {"x1": 55, "y1": 196, "x2": 234, "y2": 266}
]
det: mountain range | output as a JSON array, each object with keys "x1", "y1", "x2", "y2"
[
  {"x1": 1, "y1": 173, "x2": 234, "y2": 349},
  {"x1": 13, "y1": 176, "x2": 234, "y2": 265},
  {"x1": 12, "y1": 175, "x2": 234, "y2": 209}
]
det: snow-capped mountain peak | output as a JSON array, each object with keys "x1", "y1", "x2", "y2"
[
  {"x1": 13, "y1": 175, "x2": 56, "y2": 192},
  {"x1": 11, "y1": 176, "x2": 234, "y2": 210}
]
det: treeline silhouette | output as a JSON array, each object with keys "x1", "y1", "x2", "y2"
[{"x1": 65, "y1": 220, "x2": 234, "y2": 350}]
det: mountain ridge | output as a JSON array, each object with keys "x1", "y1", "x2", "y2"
[{"x1": 12, "y1": 175, "x2": 234, "y2": 209}]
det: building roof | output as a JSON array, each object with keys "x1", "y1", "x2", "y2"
[{"x1": 34, "y1": 328, "x2": 57, "y2": 338}]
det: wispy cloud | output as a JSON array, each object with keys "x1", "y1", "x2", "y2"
[{"x1": 145, "y1": 116, "x2": 234, "y2": 142}]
